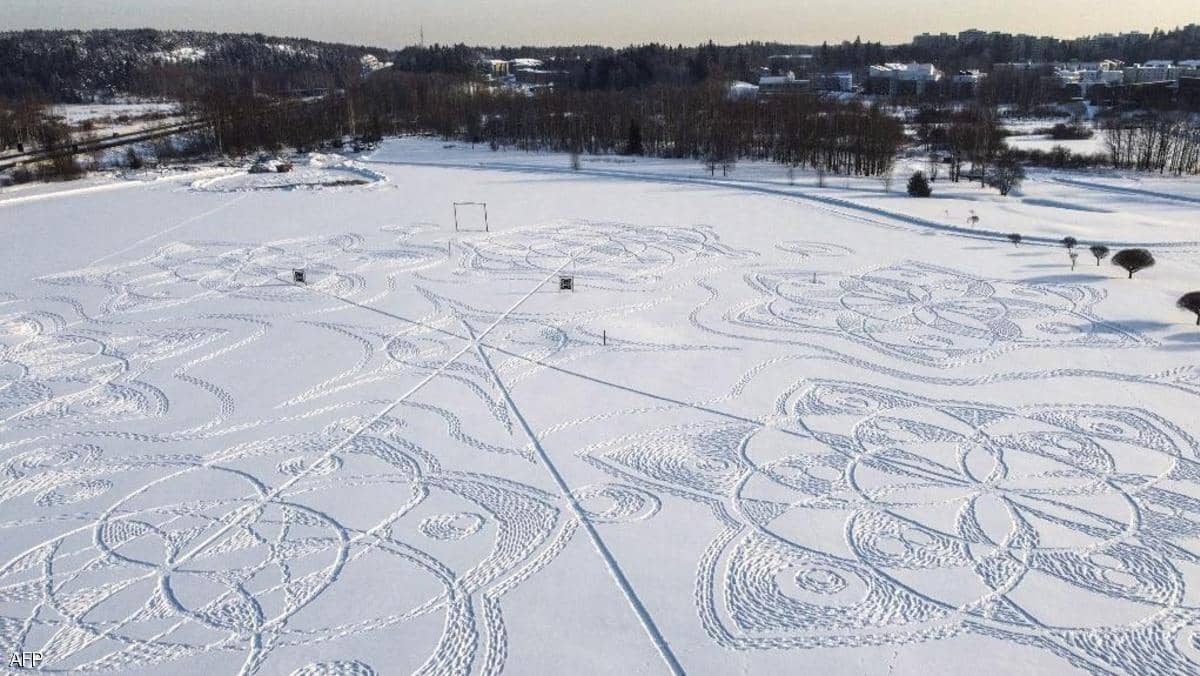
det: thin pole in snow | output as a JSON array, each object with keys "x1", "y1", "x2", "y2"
[{"x1": 603, "y1": 330, "x2": 606, "y2": 346}]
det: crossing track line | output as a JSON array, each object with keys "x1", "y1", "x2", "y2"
[{"x1": 462, "y1": 318, "x2": 686, "y2": 675}]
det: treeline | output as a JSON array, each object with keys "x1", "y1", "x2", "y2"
[
  {"x1": 395, "y1": 24, "x2": 1200, "y2": 89},
  {"x1": 196, "y1": 72, "x2": 904, "y2": 176},
  {"x1": 1102, "y1": 113, "x2": 1200, "y2": 174}
]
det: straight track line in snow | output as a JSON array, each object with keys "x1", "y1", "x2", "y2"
[
  {"x1": 46, "y1": 245, "x2": 586, "y2": 661},
  {"x1": 461, "y1": 319, "x2": 685, "y2": 675},
  {"x1": 168, "y1": 245, "x2": 585, "y2": 572},
  {"x1": 88, "y1": 192, "x2": 250, "y2": 267},
  {"x1": 289, "y1": 279, "x2": 806, "y2": 440}
]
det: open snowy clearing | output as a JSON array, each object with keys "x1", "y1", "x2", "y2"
[{"x1": 2, "y1": 139, "x2": 1200, "y2": 674}]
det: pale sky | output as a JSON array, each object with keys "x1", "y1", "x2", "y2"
[{"x1": 1, "y1": 0, "x2": 1197, "y2": 48}]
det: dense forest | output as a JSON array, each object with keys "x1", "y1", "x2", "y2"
[{"x1": 0, "y1": 29, "x2": 388, "y2": 101}]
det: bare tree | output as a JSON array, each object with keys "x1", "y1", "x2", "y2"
[{"x1": 990, "y1": 151, "x2": 1026, "y2": 196}]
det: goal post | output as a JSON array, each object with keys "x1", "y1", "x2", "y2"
[{"x1": 452, "y1": 202, "x2": 489, "y2": 232}]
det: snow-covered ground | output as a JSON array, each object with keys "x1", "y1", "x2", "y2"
[
  {"x1": 2, "y1": 138, "x2": 1200, "y2": 674},
  {"x1": 49, "y1": 102, "x2": 182, "y2": 127},
  {"x1": 1005, "y1": 133, "x2": 1109, "y2": 157}
]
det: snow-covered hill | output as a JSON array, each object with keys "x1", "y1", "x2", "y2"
[{"x1": 0, "y1": 29, "x2": 391, "y2": 101}]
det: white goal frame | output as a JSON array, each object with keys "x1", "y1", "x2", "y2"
[{"x1": 453, "y1": 202, "x2": 489, "y2": 232}]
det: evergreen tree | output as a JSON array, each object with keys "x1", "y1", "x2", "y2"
[
  {"x1": 906, "y1": 171, "x2": 932, "y2": 197},
  {"x1": 626, "y1": 118, "x2": 643, "y2": 155}
]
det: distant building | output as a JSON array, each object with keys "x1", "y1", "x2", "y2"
[
  {"x1": 812, "y1": 72, "x2": 854, "y2": 92},
  {"x1": 867, "y1": 62, "x2": 942, "y2": 96},
  {"x1": 958, "y1": 29, "x2": 988, "y2": 43},
  {"x1": 948, "y1": 70, "x2": 985, "y2": 97},
  {"x1": 481, "y1": 59, "x2": 510, "y2": 77},
  {"x1": 1054, "y1": 61, "x2": 1124, "y2": 94},
  {"x1": 759, "y1": 71, "x2": 811, "y2": 96},
  {"x1": 727, "y1": 81, "x2": 760, "y2": 101},
  {"x1": 509, "y1": 58, "x2": 544, "y2": 70},
  {"x1": 912, "y1": 33, "x2": 956, "y2": 50},
  {"x1": 1124, "y1": 63, "x2": 1180, "y2": 84}
]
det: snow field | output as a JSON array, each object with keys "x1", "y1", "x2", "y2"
[{"x1": 1, "y1": 138, "x2": 1200, "y2": 674}]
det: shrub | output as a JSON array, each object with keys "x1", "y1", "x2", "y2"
[
  {"x1": 10, "y1": 167, "x2": 33, "y2": 184},
  {"x1": 125, "y1": 147, "x2": 144, "y2": 170},
  {"x1": 1178, "y1": 292, "x2": 1200, "y2": 326},
  {"x1": 1112, "y1": 248, "x2": 1155, "y2": 279},
  {"x1": 1007, "y1": 233, "x2": 1022, "y2": 246},
  {"x1": 43, "y1": 154, "x2": 84, "y2": 180},
  {"x1": 907, "y1": 171, "x2": 932, "y2": 197},
  {"x1": 1047, "y1": 122, "x2": 1094, "y2": 140}
]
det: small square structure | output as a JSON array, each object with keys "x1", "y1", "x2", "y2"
[
  {"x1": 559, "y1": 276, "x2": 574, "y2": 291},
  {"x1": 293, "y1": 269, "x2": 307, "y2": 284}
]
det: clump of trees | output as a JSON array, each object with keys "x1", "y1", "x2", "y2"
[
  {"x1": 989, "y1": 151, "x2": 1026, "y2": 195},
  {"x1": 1004, "y1": 145, "x2": 1110, "y2": 170},
  {"x1": 1178, "y1": 292, "x2": 1200, "y2": 326},
  {"x1": 1102, "y1": 112, "x2": 1200, "y2": 175},
  {"x1": 1047, "y1": 122, "x2": 1094, "y2": 140},
  {"x1": 907, "y1": 171, "x2": 932, "y2": 197},
  {"x1": 0, "y1": 98, "x2": 70, "y2": 155},
  {"x1": 1112, "y1": 248, "x2": 1155, "y2": 278}
]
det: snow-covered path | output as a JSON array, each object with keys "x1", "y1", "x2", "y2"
[{"x1": 2, "y1": 139, "x2": 1200, "y2": 674}]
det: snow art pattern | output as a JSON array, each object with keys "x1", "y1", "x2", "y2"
[{"x1": 2, "y1": 204, "x2": 1198, "y2": 674}]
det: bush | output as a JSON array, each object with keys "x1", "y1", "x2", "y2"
[
  {"x1": 1112, "y1": 248, "x2": 1155, "y2": 279},
  {"x1": 1047, "y1": 123, "x2": 1094, "y2": 140},
  {"x1": 1007, "y1": 233, "x2": 1022, "y2": 246},
  {"x1": 125, "y1": 147, "x2": 143, "y2": 170},
  {"x1": 1178, "y1": 292, "x2": 1200, "y2": 326},
  {"x1": 1003, "y1": 146, "x2": 1109, "y2": 170},
  {"x1": 906, "y1": 171, "x2": 932, "y2": 197},
  {"x1": 43, "y1": 154, "x2": 84, "y2": 180},
  {"x1": 10, "y1": 167, "x2": 33, "y2": 184}
]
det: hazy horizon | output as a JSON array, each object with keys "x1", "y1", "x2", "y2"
[{"x1": 1, "y1": 0, "x2": 1198, "y2": 49}]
